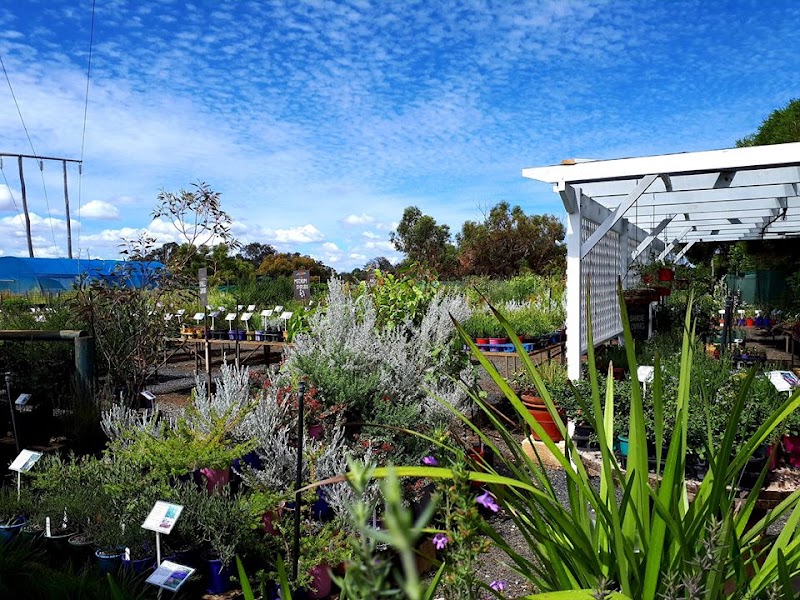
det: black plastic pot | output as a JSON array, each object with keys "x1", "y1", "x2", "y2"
[{"x1": 694, "y1": 459, "x2": 709, "y2": 482}]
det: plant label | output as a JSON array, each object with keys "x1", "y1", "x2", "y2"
[
  {"x1": 15, "y1": 393, "x2": 31, "y2": 406},
  {"x1": 142, "y1": 501, "x2": 183, "y2": 534},
  {"x1": 146, "y1": 560, "x2": 195, "y2": 592},
  {"x1": 9, "y1": 449, "x2": 42, "y2": 473}
]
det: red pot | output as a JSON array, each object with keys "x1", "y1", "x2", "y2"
[
  {"x1": 783, "y1": 435, "x2": 800, "y2": 467},
  {"x1": 746, "y1": 318, "x2": 755, "y2": 327},
  {"x1": 658, "y1": 268, "x2": 674, "y2": 282},
  {"x1": 199, "y1": 467, "x2": 231, "y2": 491},
  {"x1": 476, "y1": 337, "x2": 490, "y2": 345},
  {"x1": 642, "y1": 273, "x2": 655, "y2": 284},
  {"x1": 261, "y1": 505, "x2": 284, "y2": 535},
  {"x1": 521, "y1": 394, "x2": 564, "y2": 442},
  {"x1": 306, "y1": 564, "x2": 332, "y2": 599},
  {"x1": 767, "y1": 443, "x2": 780, "y2": 471}
]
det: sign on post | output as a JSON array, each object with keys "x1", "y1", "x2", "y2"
[
  {"x1": 142, "y1": 501, "x2": 183, "y2": 534},
  {"x1": 293, "y1": 270, "x2": 310, "y2": 301},
  {"x1": 9, "y1": 449, "x2": 42, "y2": 473},
  {"x1": 198, "y1": 267, "x2": 208, "y2": 307},
  {"x1": 146, "y1": 561, "x2": 195, "y2": 592}
]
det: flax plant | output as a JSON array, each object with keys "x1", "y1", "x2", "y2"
[{"x1": 366, "y1": 282, "x2": 800, "y2": 599}]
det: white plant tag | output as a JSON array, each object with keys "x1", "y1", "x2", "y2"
[
  {"x1": 125, "y1": 547, "x2": 131, "y2": 561},
  {"x1": 45, "y1": 517, "x2": 51, "y2": 537}
]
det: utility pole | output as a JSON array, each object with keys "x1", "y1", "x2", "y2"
[
  {"x1": 1, "y1": 152, "x2": 82, "y2": 258},
  {"x1": 17, "y1": 156, "x2": 33, "y2": 258},
  {"x1": 63, "y1": 160, "x2": 72, "y2": 259}
]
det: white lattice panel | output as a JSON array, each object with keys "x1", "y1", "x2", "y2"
[
  {"x1": 626, "y1": 234, "x2": 642, "y2": 288},
  {"x1": 580, "y1": 218, "x2": 622, "y2": 350}
]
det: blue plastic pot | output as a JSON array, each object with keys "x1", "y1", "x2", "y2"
[
  {"x1": 311, "y1": 488, "x2": 332, "y2": 521},
  {"x1": 122, "y1": 556, "x2": 156, "y2": 574},
  {"x1": 617, "y1": 435, "x2": 629, "y2": 457},
  {"x1": 95, "y1": 548, "x2": 124, "y2": 574},
  {"x1": 205, "y1": 556, "x2": 232, "y2": 595},
  {"x1": 0, "y1": 517, "x2": 25, "y2": 543}
]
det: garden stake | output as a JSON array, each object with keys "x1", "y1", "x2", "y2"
[
  {"x1": 293, "y1": 380, "x2": 306, "y2": 583},
  {"x1": 4, "y1": 373, "x2": 20, "y2": 454}
]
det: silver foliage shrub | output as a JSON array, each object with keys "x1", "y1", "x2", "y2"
[
  {"x1": 283, "y1": 279, "x2": 475, "y2": 457},
  {"x1": 100, "y1": 402, "x2": 168, "y2": 444},
  {"x1": 186, "y1": 361, "x2": 256, "y2": 441}
]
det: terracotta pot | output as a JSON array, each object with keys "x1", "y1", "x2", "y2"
[{"x1": 520, "y1": 394, "x2": 564, "y2": 442}]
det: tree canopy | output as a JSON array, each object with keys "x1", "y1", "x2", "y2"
[
  {"x1": 736, "y1": 98, "x2": 800, "y2": 147},
  {"x1": 457, "y1": 202, "x2": 565, "y2": 277},
  {"x1": 390, "y1": 206, "x2": 458, "y2": 276},
  {"x1": 257, "y1": 252, "x2": 332, "y2": 279}
]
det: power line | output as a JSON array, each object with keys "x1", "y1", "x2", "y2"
[
  {"x1": 77, "y1": 0, "x2": 97, "y2": 257},
  {"x1": 0, "y1": 158, "x2": 24, "y2": 223},
  {"x1": 0, "y1": 53, "x2": 59, "y2": 251},
  {"x1": 0, "y1": 54, "x2": 37, "y2": 157}
]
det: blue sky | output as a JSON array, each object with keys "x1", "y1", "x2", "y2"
[{"x1": 0, "y1": 0, "x2": 798, "y2": 271}]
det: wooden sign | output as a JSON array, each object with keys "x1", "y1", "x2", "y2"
[{"x1": 293, "y1": 270, "x2": 311, "y2": 301}]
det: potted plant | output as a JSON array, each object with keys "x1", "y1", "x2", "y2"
[
  {"x1": 270, "y1": 518, "x2": 349, "y2": 599},
  {"x1": 0, "y1": 487, "x2": 33, "y2": 543},
  {"x1": 195, "y1": 488, "x2": 262, "y2": 595},
  {"x1": 511, "y1": 360, "x2": 568, "y2": 441}
]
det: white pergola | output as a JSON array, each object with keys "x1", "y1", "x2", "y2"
[{"x1": 523, "y1": 142, "x2": 800, "y2": 380}]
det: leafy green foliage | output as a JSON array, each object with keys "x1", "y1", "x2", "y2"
[
  {"x1": 375, "y1": 286, "x2": 800, "y2": 599},
  {"x1": 457, "y1": 202, "x2": 565, "y2": 277},
  {"x1": 737, "y1": 98, "x2": 800, "y2": 146},
  {"x1": 358, "y1": 268, "x2": 440, "y2": 330},
  {"x1": 391, "y1": 206, "x2": 457, "y2": 277}
]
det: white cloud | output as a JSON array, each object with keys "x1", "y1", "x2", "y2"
[
  {"x1": 80, "y1": 200, "x2": 120, "y2": 220},
  {"x1": 270, "y1": 224, "x2": 324, "y2": 244},
  {"x1": 361, "y1": 231, "x2": 380, "y2": 239},
  {"x1": 0, "y1": 185, "x2": 16, "y2": 211},
  {"x1": 342, "y1": 214, "x2": 375, "y2": 226},
  {"x1": 364, "y1": 240, "x2": 395, "y2": 252},
  {"x1": 1, "y1": 0, "x2": 797, "y2": 273},
  {"x1": 322, "y1": 242, "x2": 339, "y2": 251},
  {"x1": 349, "y1": 252, "x2": 367, "y2": 261},
  {"x1": 375, "y1": 222, "x2": 399, "y2": 231}
]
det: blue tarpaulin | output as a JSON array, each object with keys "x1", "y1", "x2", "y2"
[{"x1": 0, "y1": 257, "x2": 165, "y2": 294}]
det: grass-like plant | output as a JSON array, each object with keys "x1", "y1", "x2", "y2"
[{"x1": 366, "y1": 282, "x2": 800, "y2": 599}]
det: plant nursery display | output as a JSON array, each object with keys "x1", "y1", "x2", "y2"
[{"x1": 4, "y1": 258, "x2": 800, "y2": 600}]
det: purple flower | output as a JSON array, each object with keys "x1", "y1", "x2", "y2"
[
  {"x1": 432, "y1": 533, "x2": 449, "y2": 550},
  {"x1": 490, "y1": 579, "x2": 507, "y2": 592},
  {"x1": 421, "y1": 455, "x2": 439, "y2": 466},
  {"x1": 476, "y1": 490, "x2": 499, "y2": 513}
]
